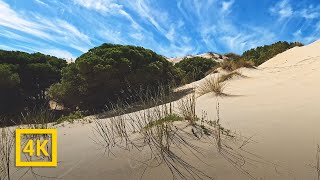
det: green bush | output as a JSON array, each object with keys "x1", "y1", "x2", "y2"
[
  {"x1": 49, "y1": 44, "x2": 182, "y2": 111},
  {"x1": 175, "y1": 57, "x2": 217, "y2": 83},
  {"x1": 241, "y1": 41, "x2": 303, "y2": 66},
  {"x1": 220, "y1": 41, "x2": 302, "y2": 71},
  {"x1": 0, "y1": 64, "x2": 23, "y2": 114},
  {"x1": 0, "y1": 50, "x2": 67, "y2": 116},
  {"x1": 220, "y1": 58, "x2": 255, "y2": 71},
  {"x1": 224, "y1": 53, "x2": 240, "y2": 60}
]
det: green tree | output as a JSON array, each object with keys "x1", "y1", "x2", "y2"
[
  {"x1": 175, "y1": 57, "x2": 217, "y2": 83},
  {"x1": 49, "y1": 44, "x2": 182, "y2": 111},
  {"x1": 0, "y1": 50, "x2": 67, "y2": 114},
  {"x1": 241, "y1": 41, "x2": 303, "y2": 66},
  {"x1": 0, "y1": 64, "x2": 23, "y2": 114}
]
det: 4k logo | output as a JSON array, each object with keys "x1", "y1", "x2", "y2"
[{"x1": 16, "y1": 129, "x2": 57, "y2": 167}]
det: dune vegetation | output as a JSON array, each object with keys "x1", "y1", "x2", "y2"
[
  {"x1": 174, "y1": 57, "x2": 217, "y2": 83},
  {"x1": 0, "y1": 40, "x2": 303, "y2": 126},
  {"x1": 197, "y1": 76, "x2": 226, "y2": 97},
  {"x1": 48, "y1": 44, "x2": 185, "y2": 113}
]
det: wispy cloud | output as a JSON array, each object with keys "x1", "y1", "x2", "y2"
[
  {"x1": 270, "y1": 0, "x2": 293, "y2": 20},
  {"x1": 221, "y1": 0, "x2": 234, "y2": 13},
  {"x1": 41, "y1": 48, "x2": 76, "y2": 60},
  {"x1": 73, "y1": 0, "x2": 122, "y2": 15},
  {"x1": 34, "y1": 0, "x2": 49, "y2": 7},
  {"x1": 1, "y1": 0, "x2": 320, "y2": 59},
  {"x1": 0, "y1": 0, "x2": 91, "y2": 58},
  {"x1": 299, "y1": 7, "x2": 320, "y2": 19}
]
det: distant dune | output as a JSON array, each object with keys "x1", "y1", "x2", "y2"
[{"x1": 167, "y1": 52, "x2": 228, "y2": 64}]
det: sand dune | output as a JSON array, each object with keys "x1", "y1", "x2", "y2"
[
  {"x1": 9, "y1": 40, "x2": 320, "y2": 180},
  {"x1": 168, "y1": 52, "x2": 227, "y2": 64}
]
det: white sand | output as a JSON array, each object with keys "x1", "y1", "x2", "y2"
[
  {"x1": 9, "y1": 40, "x2": 320, "y2": 179},
  {"x1": 168, "y1": 52, "x2": 226, "y2": 64}
]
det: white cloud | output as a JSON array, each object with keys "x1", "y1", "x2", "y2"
[
  {"x1": 165, "y1": 28, "x2": 175, "y2": 42},
  {"x1": 0, "y1": 41, "x2": 75, "y2": 61},
  {"x1": 292, "y1": 23, "x2": 320, "y2": 44},
  {"x1": 73, "y1": 0, "x2": 122, "y2": 15},
  {"x1": 299, "y1": 8, "x2": 320, "y2": 19},
  {"x1": 41, "y1": 48, "x2": 76, "y2": 61},
  {"x1": 73, "y1": 0, "x2": 144, "y2": 35},
  {"x1": 0, "y1": 1, "x2": 51, "y2": 39},
  {"x1": 99, "y1": 29, "x2": 127, "y2": 44},
  {"x1": 2, "y1": 0, "x2": 318, "y2": 59},
  {"x1": 270, "y1": 0, "x2": 293, "y2": 20},
  {"x1": 293, "y1": 29, "x2": 302, "y2": 38},
  {"x1": 158, "y1": 43, "x2": 198, "y2": 58},
  {"x1": 221, "y1": 34, "x2": 259, "y2": 53},
  {"x1": 0, "y1": 0, "x2": 92, "y2": 55},
  {"x1": 0, "y1": 44, "x2": 14, "y2": 50},
  {"x1": 221, "y1": 0, "x2": 234, "y2": 13},
  {"x1": 124, "y1": 0, "x2": 197, "y2": 55},
  {"x1": 34, "y1": 0, "x2": 49, "y2": 7},
  {"x1": 129, "y1": 0, "x2": 168, "y2": 34},
  {"x1": 130, "y1": 33, "x2": 144, "y2": 41}
]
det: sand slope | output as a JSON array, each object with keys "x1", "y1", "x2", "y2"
[
  {"x1": 168, "y1": 52, "x2": 227, "y2": 64},
  {"x1": 10, "y1": 40, "x2": 320, "y2": 180}
]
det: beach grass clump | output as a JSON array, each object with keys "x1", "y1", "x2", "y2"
[
  {"x1": 220, "y1": 60, "x2": 236, "y2": 71},
  {"x1": 205, "y1": 64, "x2": 221, "y2": 76},
  {"x1": 220, "y1": 59, "x2": 255, "y2": 71},
  {"x1": 144, "y1": 114, "x2": 183, "y2": 130},
  {"x1": 21, "y1": 108, "x2": 56, "y2": 130},
  {"x1": 197, "y1": 76, "x2": 226, "y2": 97},
  {"x1": 219, "y1": 71, "x2": 247, "y2": 83},
  {"x1": 177, "y1": 92, "x2": 197, "y2": 124}
]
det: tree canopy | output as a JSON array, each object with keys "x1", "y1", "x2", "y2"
[
  {"x1": 240, "y1": 41, "x2": 303, "y2": 65},
  {"x1": 174, "y1": 57, "x2": 217, "y2": 82},
  {"x1": 49, "y1": 44, "x2": 182, "y2": 111},
  {"x1": 0, "y1": 50, "x2": 67, "y2": 115}
]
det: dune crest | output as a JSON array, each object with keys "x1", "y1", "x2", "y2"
[{"x1": 260, "y1": 40, "x2": 320, "y2": 68}]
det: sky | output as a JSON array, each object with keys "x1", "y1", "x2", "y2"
[{"x1": 0, "y1": 0, "x2": 320, "y2": 60}]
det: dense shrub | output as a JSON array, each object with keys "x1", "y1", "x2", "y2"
[
  {"x1": 49, "y1": 44, "x2": 182, "y2": 111},
  {"x1": 220, "y1": 41, "x2": 303, "y2": 71},
  {"x1": 224, "y1": 53, "x2": 240, "y2": 60},
  {"x1": 241, "y1": 41, "x2": 303, "y2": 66},
  {"x1": 220, "y1": 58, "x2": 255, "y2": 71},
  {"x1": 175, "y1": 57, "x2": 217, "y2": 83},
  {"x1": 0, "y1": 64, "x2": 22, "y2": 114},
  {"x1": 0, "y1": 50, "x2": 67, "y2": 115}
]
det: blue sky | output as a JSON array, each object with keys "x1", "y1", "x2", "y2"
[{"x1": 0, "y1": 0, "x2": 320, "y2": 60}]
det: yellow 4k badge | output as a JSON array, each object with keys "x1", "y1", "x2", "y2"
[{"x1": 15, "y1": 129, "x2": 57, "y2": 167}]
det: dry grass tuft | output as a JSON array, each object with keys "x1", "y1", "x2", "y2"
[
  {"x1": 0, "y1": 127, "x2": 14, "y2": 180},
  {"x1": 205, "y1": 64, "x2": 220, "y2": 76},
  {"x1": 197, "y1": 76, "x2": 226, "y2": 97},
  {"x1": 220, "y1": 60, "x2": 236, "y2": 71},
  {"x1": 220, "y1": 59, "x2": 255, "y2": 71},
  {"x1": 21, "y1": 108, "x2": 55, "y2": 130},
  {"x1": 177, "y1": 93, "x2": 197, "y2": 125},
  {"x1": 219, "y1": 71, "x2": 247, "y2": 83}
]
